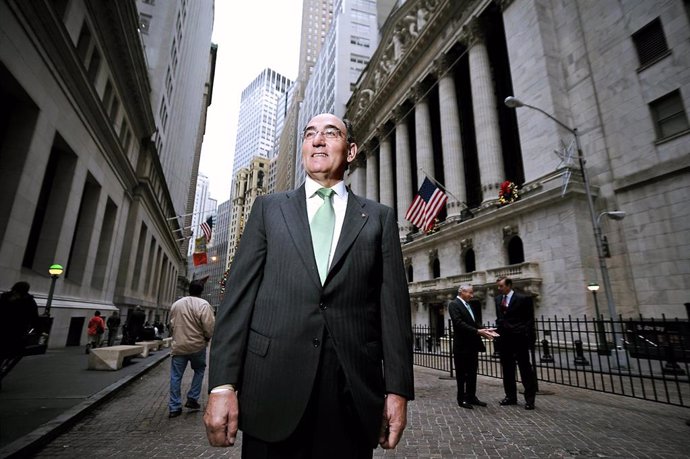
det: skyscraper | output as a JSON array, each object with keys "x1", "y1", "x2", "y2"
[
  {"x1": 136, "y1": 0, "x2": 216, "y2": 247},
  {"x1": 294, "y1": 0, "x2": 383, "y2": 186},
  {"x1": 231, "y1": 69, "x2": 292, "y2": 181},
  {"x1": 274, "y1": 0, "x2": 333, "y2": 192}
]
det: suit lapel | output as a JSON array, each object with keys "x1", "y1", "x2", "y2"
[
  {"x1": 280, "y1": 185, "x2": 321, "y2": 288},
  {"x1": 457, "y1": 298, "x2": 475, "y2": 325},
  {"x1": 329, "y1": 190, "x2": 368, "y2": 277}
]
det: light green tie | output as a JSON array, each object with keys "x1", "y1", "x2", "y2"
[{"x1": 310, "y1": 188, "x2": 335, "y2": 284}]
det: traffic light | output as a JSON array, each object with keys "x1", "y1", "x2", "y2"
[{"x1": 601, "y1": 235, "x2": 611, "y2": 258}]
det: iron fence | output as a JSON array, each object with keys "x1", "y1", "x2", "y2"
[{"x1": 412, "y1": 315, "x2": 690, "y2": 407}]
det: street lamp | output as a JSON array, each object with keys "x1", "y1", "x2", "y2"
[
  {"x1": 504, "y1": 96, "x2": 621, "y2": 324},
  {"x1": 588, "y1": 282, "x2": 610, "y2": 355},
  {"x1": 44, "y1": 263, "x2": 64, "y2": 317}
]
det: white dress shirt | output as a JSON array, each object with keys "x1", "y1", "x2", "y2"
[{"x1": 305, "y1": 176, "x2": 348, "y2": 270}]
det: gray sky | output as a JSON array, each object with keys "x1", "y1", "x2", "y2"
[{"x1": 199, "y1": 0, "x2": 303, "y2": 202}]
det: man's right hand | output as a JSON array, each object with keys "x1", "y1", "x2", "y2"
[{"x1": 203, "y1": 390, "x2": 239, "y2": 447}]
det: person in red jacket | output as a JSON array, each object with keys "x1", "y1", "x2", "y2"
[{"x1": 86, "y1": 311, "x2": 106, "y2": 353}]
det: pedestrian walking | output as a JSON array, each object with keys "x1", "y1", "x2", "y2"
[
  {"x1": 125, "y1": 305, "x2": 146, "y2": 344},
  {"x1": 106, "y1": 311, "x2": 121, "y2": 346},
  {"x1": 86, "y1": 311, "x2": 106, "y2": 353},
  {"x1": 0, "y1": 282, "x2": 39, "y2": 385},
  {"x1": 168, "y1": 280, "x2": 215, "y2": 418}
]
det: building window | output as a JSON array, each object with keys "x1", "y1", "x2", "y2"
[
  {"x1": 139, "y1": 14, "x2": 152, "y2": 34},
  {"x1": 632, "y1": 18, "x2": 669, "y2": 68},
  {"x1": 507, "y1": 237, "x2": 525, "y2": 265},
  {"x1": 650, "y1": 90, "x2": 690, "y2": 140},
  {"x1": 464, "y1": 249, "x2": 476, "y2": 273}
]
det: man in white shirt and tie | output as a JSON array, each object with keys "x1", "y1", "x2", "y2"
[
  {"x1": 204, "y1": 113, "x2": 414, "y2": 458},
  {"x1": 448, "y1": 284, "x2": 498, "y2": 409}
]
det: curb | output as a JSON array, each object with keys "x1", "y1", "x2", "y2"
[{"x1": 0, "y1": 349, "x2": 171, "y2": 459}]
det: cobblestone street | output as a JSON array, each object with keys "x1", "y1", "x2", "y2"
[{"x1": 30, "y1": 356, "x2": 690, "y2": 458}]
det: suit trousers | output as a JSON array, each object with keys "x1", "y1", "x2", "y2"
[
  {"x1": 498, "y1": 335, "x2": 537, "y2": 403},
  {"x1": 241, "y1": 334, "x2": 373, "y2": 459},
  {"x1": 454, "y1": 351, "x2": 479, "y2": 403}
]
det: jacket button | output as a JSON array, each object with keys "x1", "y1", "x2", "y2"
[
  {"x1": 312, "y1": 338, "x2": 320, "y2": 348},
  {"x1": 319, "y1": 302, "x2": 326, "y2": 310}
]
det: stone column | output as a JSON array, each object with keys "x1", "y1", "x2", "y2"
[
  {"x1": 394, "y1": 106, "x2": 413, "y2": 237},
  {"x1": 378, "y1": 127, "x2": 395, "y2": 209},
  {"x1": 365, "y1": 144, "x2": 379, "y2": 202},
  {"x1": 434, "y1": 54, "x2": 466, "y2": 218},
  {"x1": 465, "y1": 20, "x2": 504, "y2": 203},
  {"x1": 347, "y1": 161, "x2": 366, "y2": 196},
  {"x1": 412, "y1": 82, "x2": 435, "y2": 185}
]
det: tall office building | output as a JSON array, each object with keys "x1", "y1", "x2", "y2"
[
  {"x1": 227, "y1": 157, "x2": 270, "y2": 269},
  {"x1": 136, "y1": 0, "x2": 216, "y2": 253},
  {"x1": 294, "y1": 0, "x2": 384, "y2": 186},
  {"x1": 186, "y1": 174, "x2": 217, "y2": 257},
  {"x1": 274, "y1": 0, "x2": 334, "y2": 192},
  {"x1": 202, "y1": 199, "x2": 231, "y2": 308},
  {"x1": 231, "y1": 69, "x2": 292, "y2": 182},
  {"x1": 0, "y1": 1, "x2": 189, "y2": 346}
]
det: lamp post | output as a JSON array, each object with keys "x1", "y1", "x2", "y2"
[
  {"x1": 44, "y1": 264, "x2": 64, "y2": 317},
  {"x1": 504, "y1": 97, "x2": 621, "y2": 319},
  {"x1": 588, "y1": 282, "x2": 610, "y2": 355}
]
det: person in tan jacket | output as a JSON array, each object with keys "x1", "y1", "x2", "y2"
[{"x1": 168, "y1": 279, "x2": 215, "y2": 418}]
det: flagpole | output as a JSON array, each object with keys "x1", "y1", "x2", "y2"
[{"x1": 419, "y1": 168, "x2": 468, "y2": 209}]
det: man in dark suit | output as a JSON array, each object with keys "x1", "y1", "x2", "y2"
[
  {"x1": 448, "y1": 284, "x2": 498, "y2": 409},
  {"x1": 495, "y1": 277, "x2": 537, "y2": 410},
  {"x1": 204, "y1": 113, "x2": 414, "y2": 458}
]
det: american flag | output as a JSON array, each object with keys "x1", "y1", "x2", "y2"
[
  {"x1": 200, "y1": 215, "x2": 213, "y2": 242},
  {"x1": 405, "y1": 178, "x2": 448, "y2": 233}
]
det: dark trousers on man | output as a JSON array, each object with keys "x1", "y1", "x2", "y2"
[
  {"x1": 498, "y1": 335, "x2": 537, "y2": 403},
  {"x1": 241, "y1": 334, "x2": 373, "y2": 459},
  {"x1": 454, "y1": 351, "x2": 478, "y2": 403}
]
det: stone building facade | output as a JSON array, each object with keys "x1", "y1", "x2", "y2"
[
  {"x1": 345, "y1": 0, "x2": 690, "y2": 333},
  {"x1": 0, "y1": 0, "x2": 202, "y2": 347}
]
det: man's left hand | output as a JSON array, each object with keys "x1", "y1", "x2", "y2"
[{"x1": 378, "y1": 393, "x2": 407, "y2": 449}]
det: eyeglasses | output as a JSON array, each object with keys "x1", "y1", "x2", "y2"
[{"x1": 302, "y1": 127, "x2": 343, "y2": 141}]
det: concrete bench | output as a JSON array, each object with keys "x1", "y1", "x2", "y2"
[
  {"x1": 135, "y1": 340, "x2": 161, "y2": 358},
  {"x1": 88, "y1": 345, "x2": 144, "y2": 371},
  {"x1": 161, "y1": 337, "x2": 173, "y2": 348}
]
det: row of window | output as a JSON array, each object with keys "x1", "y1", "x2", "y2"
[
  {"x1": 74, "y1": 19, "x2": 135, "y2": 161},
  {"x1": 631, "y1": 17, "x2": 689, "y2": 140},
  {"x1": 406, "y1": 237, "x2": 525, "y2": 283}
]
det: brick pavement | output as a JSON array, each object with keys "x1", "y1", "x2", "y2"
[{"x1": 32, "y1": 358, "x2": 690, "y2": 458}]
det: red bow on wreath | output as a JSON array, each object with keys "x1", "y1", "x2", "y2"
[{"x1": 498, "y1": 181, "x2": 519, "y2": 205}]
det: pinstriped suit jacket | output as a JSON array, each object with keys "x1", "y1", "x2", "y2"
[{"x1": 209, "y1": 184, "x2": 414, "y2": 445}]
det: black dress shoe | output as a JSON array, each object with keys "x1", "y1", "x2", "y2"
[
  {"x1": 467, "y1": 398, "x2": 487, "y2": 407},
  {"x1": 499, "y1": 397, "x2": 518, "y2": 406},
  {"x1": 184, "y1": 399, "x2": 201, "y2": 410},
  {"x1": 524, "y1": 403, "x2": 535, "y2": 410},
  {"x1": 168, "y1": 410, "x2": 182, "y2": 418},
  {"x1": 458, "y1": 401, "x2": 474, "y2": 409}
]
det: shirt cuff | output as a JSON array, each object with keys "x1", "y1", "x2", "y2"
[{"x1": 210, "y1": 384, "x2": 236, "y2": 393}]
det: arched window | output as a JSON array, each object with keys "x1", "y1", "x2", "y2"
[
  {"x1": 432, "y1": 258, "x2": 440, "y2": 278},
  {"x1": 507, "y1": 236, "x2": 525, "y2": 264},
  {"x1": 406, "y1": 264, "x2": 413, "y2": 282},
  {"x1": 464, "y1": 248, "x2": 476, "y2": 273}
]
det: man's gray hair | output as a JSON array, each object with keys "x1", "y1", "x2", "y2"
[{"x1": 458, "y1": 284, "x2": 473, "y2": 294}]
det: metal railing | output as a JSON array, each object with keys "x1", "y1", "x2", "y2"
[{"x1": 412, "y1": 315, "x2": 690, "y2": 407}]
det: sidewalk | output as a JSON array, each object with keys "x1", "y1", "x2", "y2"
[
  {"x1": 12, "y1": 355, "x2": 690, "y2": 458},
  {"x1": 0, "y1": 344, "x2": 170, "y2": 458}
]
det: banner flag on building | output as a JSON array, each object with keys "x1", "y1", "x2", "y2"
[
  {"x1": 405, "y1": 177, "x2": 448, "y2": 233},
  {"x1": 192, "y1": 236, "x2": 208, "y2": 266},
  {"x1": 200, "y1": 215, "x2": 213, "y2": 242}
]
